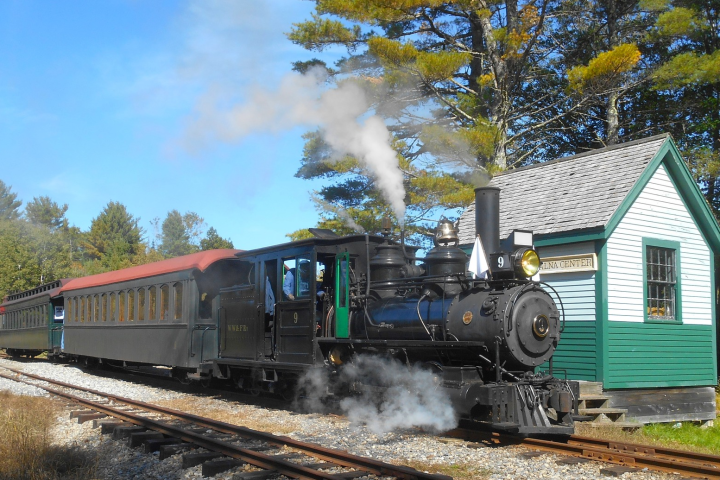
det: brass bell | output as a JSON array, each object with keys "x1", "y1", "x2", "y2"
[{"x1": 434, "y1": 218, "x2": 459, "y2": 246}]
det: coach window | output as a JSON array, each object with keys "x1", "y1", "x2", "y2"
[
  {"x1": 86, "y1": 297, "x2": 91, "y2": 323},
  {"x1": 160, "y1": 285, "x2": 169, "y2": 321},
  {"x1": 100, "y1": 294, "x2": 107, "y2": 321},
  {"x1": 93, "y1": 296, "x2": 99, "y2": 323},
  {"x1": 138, "y1": 288, "x2": 146, "y2": 321},
  {"x1": 67, "y1": 300, "x2": 72, "y2": 325},
  {"x1": 119, "y1": 291, "x2": 126, "y2": 322},
  {"x1": 174, "y1": 283, "x2": 183, "y2": 321},
  {"x1": 79, "y1": 297, "x2": 85, "y2": 323},
  {"x1": 644, "y1": 239, "x2": 682, "y2": 323},
  {"x1": 149, "y1": 286, "x2": 157, "y2": 320},
  {"x1": 110, "y1": 293, "x2": 117, "y2": 322},
  {"x1": 128, "y1": 290, "x2": 135, "y2": 321}
]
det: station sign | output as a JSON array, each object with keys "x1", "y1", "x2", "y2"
[{"x1": 539, "y1": 253, "x2": 597, "y2": 274}]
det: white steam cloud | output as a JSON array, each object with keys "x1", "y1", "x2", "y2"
[
  {"x1": 311, "y1": 194, "x2": 365, "y2": 234},
  {"x1": 296, "y1": 355, "x2": 457, "y2": 435},
  {"x1": 183, "y1": 68, "x2": 406, "y2": 224}
]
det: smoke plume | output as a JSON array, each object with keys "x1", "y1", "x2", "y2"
[
  {"x1": 296, "y1": 355, "x2": 457, "y2": 435},
  {"x1": 182, "y1": 68, "x2": 406, "y2": 223},
  {"x1": 311, "y1": 194, "x2": 365, "y2": 234}
]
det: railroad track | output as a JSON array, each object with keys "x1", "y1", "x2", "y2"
[
  {"x1": 450, "y1": 421, "x2": 720, "y2": 479},
  {"x1": 0, "y1": 367, "x2": 449, "y2": 480}
]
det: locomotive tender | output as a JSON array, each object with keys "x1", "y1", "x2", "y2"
[{"x1": 0, "y1": 187, "x2": 579, "y2": 435}]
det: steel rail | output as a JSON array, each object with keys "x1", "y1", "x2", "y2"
[
  {"x1": 450, "y1": 425, "x2": 720, "y2": 479},
  {"x1": 0, "y1": 368, "x2": 450, "y2": 480}
]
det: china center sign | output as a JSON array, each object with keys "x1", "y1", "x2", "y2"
[{"x1": 539, "y1": 253, "x2": 597, "y2": 274}]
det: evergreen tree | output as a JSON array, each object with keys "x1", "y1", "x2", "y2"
[
  {"x1": 286, "y1": 0, "x2": 595, "y2": 240},
  {"x1": 646, "y1": 0, "x2": 720, "y2": 215},
  {"x1": 25, "y1": 196, "x2": 69, "y2": 231},
  {"x1": 157, "y1": 210, "x2": 206, "y2": 258},
  {"x1": 555, "y1": 0, "x2": 653, "y2": 147},
  {"x1": 0, "y1": 180, "x2": 22, "y2": 221},
  {"x1": 200, "y1": 227, "x2": 234, "y2": 250},
  {"x1": 84, "y1": 202, "x2": 144, "y2": 261}
]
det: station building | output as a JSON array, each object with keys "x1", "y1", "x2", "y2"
[{"x1": 457, "y1": 134, "x2": 720, "y2": 424}]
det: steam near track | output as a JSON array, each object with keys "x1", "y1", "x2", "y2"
[{"x1": 296, "y1": 354, "x2": 458, "y2": 435}]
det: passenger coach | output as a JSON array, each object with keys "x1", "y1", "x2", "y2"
[
  {"x1": 58, "y1": 249, "x2": 242, "y2": 378},
  {"x1": 0, "y1": 280, "x2": 68, "y2": 357}
]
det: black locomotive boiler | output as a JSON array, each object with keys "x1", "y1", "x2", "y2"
[{"x1": 0, "y1": 187, "x2": 579, "y2": 435}]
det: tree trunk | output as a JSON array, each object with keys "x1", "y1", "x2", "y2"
[{"x1": 606, "y1": 90, "x2": 619, "y2": 145}]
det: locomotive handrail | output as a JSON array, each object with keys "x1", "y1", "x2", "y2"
[
  {"x1": 538, "y1": 281, "x2": 566, "y2": 334},
  {"x1": 191, "y1": 323, "x2": 217, "y2": 362}
]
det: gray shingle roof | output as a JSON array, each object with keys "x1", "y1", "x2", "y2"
[{"x1": 457, "y1": 134, "x2": 670, "y2": 245}]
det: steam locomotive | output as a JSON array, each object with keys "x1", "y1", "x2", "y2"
[{"x1": 0, "y1": 187, "x2": 579, "y2": 435}]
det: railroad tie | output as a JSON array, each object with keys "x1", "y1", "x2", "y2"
[
  {"x1": 202, "y1": 458, "x2": 247, "y2": 477},
  {"x1": 112, "y1": 426, "x2": 146, "y2": 440},
  {"x1": 230, "y1": 470, "x2": 278, "y2": 480},
  {"x1": 143, "y1": 438, "x2": 183, "y2": 454},
  {"x1": 128, "y1": 431, "x2": 165, "y2": 448},
  {"x1": 182, "y1": 451, "x2": 224, "y2": 468},
  {"x1": 159, "y1": 443, "x2": 196, "y2": 461}
]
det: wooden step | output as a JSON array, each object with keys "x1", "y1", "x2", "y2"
[
  {"x1": 579, "y1": 408, "x2": 628, "y2": 415},
  {"x1": 578, "y1": 381, "x2": 603, "y2": 395},
  {"x1": 585, "y1": 422, "x2": 642, "y2": 429},
  {"x1": 579, "y1": 394, "x2": 611, "y2": 401}
]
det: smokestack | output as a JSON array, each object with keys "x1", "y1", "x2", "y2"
[{"x1": 474, "y1": 187, "x2": 500, "y2": 255}]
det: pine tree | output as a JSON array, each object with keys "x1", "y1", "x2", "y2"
[
  {"x1": 25, "y1": 196, "x2": 69, "y2": 231},
  {"x1": 200, "y1": 227, "x2": 234, "y2": 250},
  {"x1": 0, "y1": 180, "x2": 22, "y2": 221},
  {"x1": 157, "y1": 210, "x2": 205, "y2": 258},
  {"x1": 287, "y1": 1, "x2": 581, "y2": 240},
  {"x1": 84, "y1": 202, "x2": 144, "y2": 261},
  {"x1": 646, "y1": 0, "x2": 720, "y2": 215}
]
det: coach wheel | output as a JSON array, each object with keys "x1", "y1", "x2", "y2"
[
  {"x1": 173, "y1": 369, "x2": 191, "y2": 385},
  {"x1": 249, "y1": 380, "x2": 262, "y2": 396},
  {"x1": 83, "y1": 357, "x2": 99, "y2": 370},
  {"x1": 200, "y1": 377, "x2": 212, "y2": 389}
]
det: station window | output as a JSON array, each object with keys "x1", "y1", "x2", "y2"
[
  {"x1": 128, "y1": 290, "x2": 135, "y2": 321},
  {"x1": 644, "y1": 239, "x2": 681, "y2": 322},
  {"x1": 149, "y1": 286, "x2": 157, "y2": 320},
  {"x1": 174, "y1": 283, "x2": 183, "y2": 320},
  {"x1": 138, "y1": 288, "x2": 145, "y2": 321}
]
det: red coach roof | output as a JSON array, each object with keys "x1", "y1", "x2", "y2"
[{"x1": 61, "y1": 249, "x2": 242, "y2": 293}]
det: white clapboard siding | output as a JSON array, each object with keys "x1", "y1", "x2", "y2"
[{"x1": 606, "y1": 164, "x2": 712, "y2": 325}]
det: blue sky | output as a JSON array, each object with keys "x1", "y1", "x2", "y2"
[{"x1": 0, "y1": 0, "x2": 342, "y2": 251}]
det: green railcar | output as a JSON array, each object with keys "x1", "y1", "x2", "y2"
[{"x1": 0, "y1": 280, "x2": 67, "y2": 357}]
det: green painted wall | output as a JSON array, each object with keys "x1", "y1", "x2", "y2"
[
  {"x1": 540, "y1": 322, "x2": 597, "y2": 381},
  {"x1": 605, "y1": 322, "x2": 716, "y2": 389}
]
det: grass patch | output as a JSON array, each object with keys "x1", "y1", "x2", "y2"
[
  {"x1": 576, "y1": 421, "x2": 720, "y2": 456},
  {"x1": 0, "y1": 392, "x2": 98, "y2": 480},
  {"x1": 401, "y1": 460, "x2": 493, "y2": 480}
]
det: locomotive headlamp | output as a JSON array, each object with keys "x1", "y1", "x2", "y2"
[{"x1": 513, "y1": 248, "x2": 540, "y2": 277}]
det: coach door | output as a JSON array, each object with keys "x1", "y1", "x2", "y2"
[
  {"x1": 275, "y1": 254, "x2": 315, "y2": 364},
  {"x1": 218, "y1": 261, "x2": 259, "y2": 359}
]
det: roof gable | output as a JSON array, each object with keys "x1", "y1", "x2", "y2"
[{"x1": 457, "y1": 134, "x2": 720, "y2": 252}]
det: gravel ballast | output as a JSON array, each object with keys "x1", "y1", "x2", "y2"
[{"x1": 0, "y1": 358, "x2": 681, "y2": 480}]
